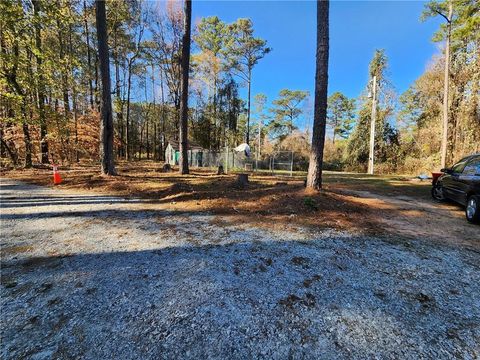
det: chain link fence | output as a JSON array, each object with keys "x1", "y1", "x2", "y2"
[{"x1": 187, "y1": 148, "x2": 307, "y2": 176}]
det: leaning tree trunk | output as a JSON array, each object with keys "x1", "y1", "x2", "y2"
[
  {"x1": 95, "y1": 0, "x2": 116, "y2": 175},
  {"x1": 306, "y1": 0, "x2": 329, "y2": 191},
  {"x1": 178, "y1": 0, "x2": 192, "y2": 175},
  {"x1": 5, "y1": 37, "x2": 31, "y2": 168},
  {"x1": 0, "y1": 138, "x2": 18, "y2": 165}
]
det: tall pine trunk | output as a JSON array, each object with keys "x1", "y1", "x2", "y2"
[
  {"x1": 151, "y1": 64, "x2": 157, "y2": 160},
  {"x1": 7, "y1": 36, "x2": 32, "y2": 168},
  {"x1": 146, "y1": 121, "x2": 149, "y2": 160},
  {"x1": 125, "y1": 60, "x2": 133, "y2": 160},
  {"x1": 95, "y1": 0, "x2": 116, "y2": 175},
  {"x1": 32, "y1": 0, "x2": 49, "y2": 164},
  {"x1": 306, "y1": 0, "x2": 329, "y2": 190},
  {"x1": 94, "y1": 52, "x2": 100, "y2": 111},
  {"x1": 83, "y1": 0, "x2": 95, "y2": 109},
  {"x1": 332, "y1": 115, "x2": 337, "y2": 144},
  {"x1": 68, "y1": 19, "x2": 79, "y2": 162},
  {"x1": 73, "y1": 87, "x2": 79, "y2": 163},
  {"x1": 246, "y1": 68, "x2": 251, "y2": 144},
  {"x1": 114, "y1": 52, "x2": 124, "y2": 158},
  {"x1": 22, "y1": 119, "x2": 33, "y2": 168},
  {"x1": 179, "y1": 0, "x2": 192, "y2": 174},
  {"x1": 69, "y1": 33, "x2": 79, "y2": 163},
  {"x1": 112, "y1": 25, "x2": 125, "y2": 158},
  {"x1": 160, "y1": 69, "x2": 166, "y2": 161},
  {"x1": 58, "y1": 19, "x2": 69, "y2": 162},
  {"x1": 145, "y1": 73, "x2": 150, "y2": 160}
]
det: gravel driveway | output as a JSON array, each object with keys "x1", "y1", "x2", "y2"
[{"x1": 1, "y1": 178, "x2": 479, "y2": 359}]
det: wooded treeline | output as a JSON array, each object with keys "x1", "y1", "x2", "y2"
[
  {"x1": 0, "y1": 0, "x2": 478, "y2": 174},
  {"x1": 0, "y1": 0, "x2": 271, "y2": 167},
  {"x1": 327, "y1": 0, "x2": 480, "y2": 174}
]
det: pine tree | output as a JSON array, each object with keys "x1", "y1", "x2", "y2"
[
  {"x1": 179, "y1": 0, "x2": 192, "y2": 175},
  {"x1": 95, "y1": 0, "x2": 116, "y2": 175},
  {"x1": 306, "y1": 0, "x2": 329, "y2": 190}
]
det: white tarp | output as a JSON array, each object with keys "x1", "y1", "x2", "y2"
[{"x1": 234, "y1": 143, "x2": 251, "y2": 157}]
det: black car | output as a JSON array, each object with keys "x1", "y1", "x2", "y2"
[{"x1": 432, "y1": 153, "x2": 480, "y2": 224}]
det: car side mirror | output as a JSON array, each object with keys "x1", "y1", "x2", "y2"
[{"x1": 441, "y1": 168, "x2": 452, "y2": 174}]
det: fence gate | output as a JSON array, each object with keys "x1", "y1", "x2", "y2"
[{"x1": 270, "y1": 151, "x2": 294, "y2": 176}]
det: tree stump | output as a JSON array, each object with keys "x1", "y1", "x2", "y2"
[
  {"x1": 162, "y1": 163, "x2": 172, "y2": 173},
  {"x1": 217, "y1": 165, "x2": 225, "y2": 175},
  {"x1": 235, "y1": 173, "x2": 249, "y2": 188}
]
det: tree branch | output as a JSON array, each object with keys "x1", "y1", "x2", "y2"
[{"x1": 433, "y1": 9, "x2": 451, "y2": 23}]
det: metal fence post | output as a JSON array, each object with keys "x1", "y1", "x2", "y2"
[
  {"x1": 290, "y1": 151, "x2": 294, "y2": 177},
  {"x1": 225, "y1": 146, "x2": 228, "y2": 174}
]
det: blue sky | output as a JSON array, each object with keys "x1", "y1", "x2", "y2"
[{"x1": 190, "y1": 0, "x2": 443, "y2": 129}]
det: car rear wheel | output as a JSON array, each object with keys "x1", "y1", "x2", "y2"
[
  {"x1": 431, "y1": 184, "x2": 445, "y2": 201},
  {"x1": 466, "y1": 195, "x2": 480, "y2": 224}
]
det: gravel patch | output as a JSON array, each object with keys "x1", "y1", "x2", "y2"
[{"x1": 1, "y1": 179, "x2": 479, "y2": 359}]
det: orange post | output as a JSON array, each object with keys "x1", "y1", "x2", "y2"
[{"x1": 53, "y1": 165, "x2": 62, "y2": 185}]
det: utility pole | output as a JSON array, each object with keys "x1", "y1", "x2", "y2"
[
  {"x1": 368, "y1": 75, "x2": 377, "y2": 175},
  {"x1": 440, "y1": 2, "x2": 453, "y2": 169}
]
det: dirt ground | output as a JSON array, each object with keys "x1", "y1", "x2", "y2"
[
  {"x1": 1, "y1": 162, "x2": 478, "y2": 250},
  {"x1": 1, "y1": 178, "x2": 479, "y2": 359}
]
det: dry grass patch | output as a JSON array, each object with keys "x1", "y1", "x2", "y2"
[{"x1": 3, "y1": 161, "x2": 478, "y2": 249}]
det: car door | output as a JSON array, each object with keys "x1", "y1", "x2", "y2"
[
  {"x1": 442, "y1": 157, "x2": 470, "y2": 204},
  {"x1": 459, "y1": 156, "x2": 480, "y2": 203}
]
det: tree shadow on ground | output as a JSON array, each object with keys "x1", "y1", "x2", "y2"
[
  {"x1": 0, "y1": 183, "x2": 383, "y2": 237},
  {"x1": 3, "y1": 171, "x2": 479, "y2": 249},
  {"x1": 2, "y1": 235, "x2": 478, "y2": 360}
]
